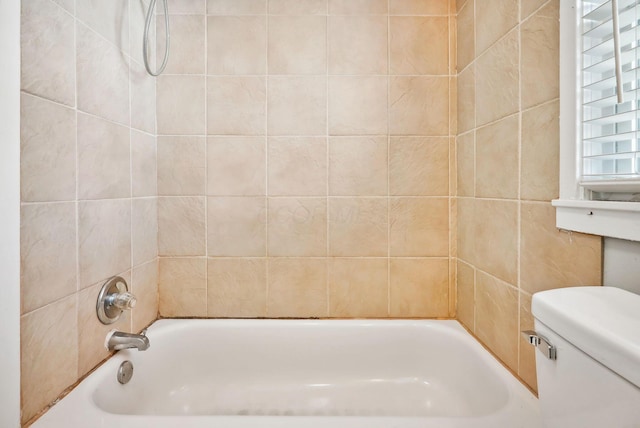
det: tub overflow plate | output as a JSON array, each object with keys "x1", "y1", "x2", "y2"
[{"x1": 117, "y1": 361, "x2": 134, "y2": 384}]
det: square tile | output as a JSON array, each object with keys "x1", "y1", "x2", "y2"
[
  {"x1": 329, "y1": 137, "x2": 388, "y2": 196},
  {"x1": 390, "y1": 198, "x2": 449, "y2": 256},
  {"x1": 328, "y1": 16, "x2": 387, "y2": 74},
  {"x1": 159, "y1": 258, "x2": 207, "y2": 317},
  {"x1": 267, "y1": 258, "x2": 328, "y2": 317},
  {"x1": 329, "y1": 198, "x2": 388, "y2": 256},
  {"x1": 207, "y1": 197, "x2": 266, "y2": 256},
  {"x1": 207, "y1": 16, "x2": 266, "y2": 75},
  {"x1": 158, "y1": 197, "x2": 206, "y2": 256},
  {"x1": 158, "y1": 136, "x2": 206, "y2": 196},
  {"x1": 390, "y1": 76, "x2": 449, "y2": 136},
  {"x1": 329, "y1": 258, "x2": 388, "y2": 317},
  {"x1": 207, "y1": 76, "x2": 266, "y2": 135},
  {"x1": 390, "y1": 17, "x2": 448, "y2": 75},
  {"x1": 268, "y1": 15, "x2": 326, "y2": 74},
  {"x1": 268, "y1": 76, "x2": 326, "y2": 135},
  {"x1": 268, "y1": 137, "x2": 327, "y2": 196},
  {"x1": 390, "y1": 258, "x2": 449, "y2": 317},
  {"x1": 208, "y1": 258, "x2": 267, "y2": 317},
  {"x1": 207, "y1": 137, "x2": 266, "y2": 196},
  {"x1": 329, "y1": 76, "x2": 387, "y2": 135},
  {"x1": 268, "y1": 198, "x2": 327, "y2": 256},
  {"x1": 390, "y1": 137, "x2": 449, "y2": 196}
]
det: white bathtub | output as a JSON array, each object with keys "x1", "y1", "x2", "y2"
[{"x1": 33, "y1": 319, "x2": 541, "y2": 427}]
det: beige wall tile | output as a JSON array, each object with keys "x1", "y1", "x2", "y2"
[
  {"x1": 475, "y1": 270, "x2": 519, "y2": 371},
  {"x1": 159, "y1": 15, "x2": 205, "y2": 74},
  {"x1": 390, "y1": 258, "x2": 449, "y2": 318},
  {"x1": 457, "y1": 64, "x2": 475, "y2": 134},
  {"x1": 268, "y1": 16, "x2": 326, "y2": 74},
  {"x1": 390, "y1": 17, "x2": 448, "y2": 75},
  {"x1": 268, "y1": 198, "x2": 327, "y2": 256},
  {"x1": 158, "y1": 136, "x2": 206, "y2": 196},
  {"x1": 475, "y1": 0, "x2": 518, "y2": 55},
  {"x1": 329, "y1": 137, "x2": 388, "y2": 196},
  {"x1": 390, "y1": 198, "x2": 449, "y2": 256},
  {"x1": 159, "y1": 0, "x2": 206, "y2": 14},
  {"x1": 521, "y1": 202, "x2": 602, "y2": 294},
  {"x1": 329, "y1": 76, "x2": 388, "y2": 135},
  {"x1": 268, "y1": 137, "x2": 327, "y2": 196},
  {"x1": 207, "y1": 137, "x2": 266, "y2": 196},
  {"x1": 328, "y1": 16, "x2": 387, "y2": 74},
  {"x1": 267, "y1": 258, "x2": 328, "y2": 317},
  {"x1": 518, "y1": 291, "x2": 537, "y2": 391},
  {"x1": 207, "y1": 197, "x2": 267, "y2": 256},
  {"x1": 207, "y1": 76, "x2": 266, "y2": 135},
  {"x1": 390, "y1": 76, "x2": 449, "y2": 136},
  {"x1": 456, "y1": 0, "x2": 474, "y2": 71},
  {"x1": 457, "y1": 197, "x2": 475, "y2": 265},
  {"x1": 77, "y1": 0, "x2": 129, "y2": 51},
  {"x1": 521, "y1": 1, "x2": 559, "y2": 109},
  {"x1": 329, "y1": 258, "x2": 388, "y2": 317},
  {"x1": 132, "y1": 198, "x2": 158, "y2": 266},
  {"x1": 21, "y1": 203, "x2": 77, "y2": 314},
  {"x1": 475, "y1": 114, "x2": 519, "y2": 199},
  {"x1": 131, "y1": 260, "x2": 159, "y2": 332},
  {"x1": 77, "y1": 113, "x2": 130, "y2": 200},
  {"x1": 521, "y1": 100, "x2": 559, "y2": 201},
  {"x1": 158, "y1": 197, "x2": 206, "y2": 256},
  {"x1": 520, "y1": 0, "x2": 547, "y2": 19},
  {"x1": 157, "y1": 75, "x2": 205, "y2": 135},
  {"x1": 207, "y1": 0, "x2": 266, "y2": 15},
  {"x1": 208, "y1": 258, "x2": 267, "y2": 317},
  {"x1": 456, "y1": 259, "x2": 474, "y2": 331},
  {"x1": 21, "y1": 295, "x2": 77, "y2": 423},
  {"x1": 21, "y1": 0, "x2": 75, "y2": 106},
  {"x1": 390, "y1": 137, "x2": 449, "y2": 196},
  {"x1": 329, "y1": 198, "x2": 388, "y2": 256},
  {"x1": 329, "y1": 0, "x2": 387, "y2": 14},
  {"x1": 456, "y1": 132, "x2": 475, "y2": 197},
  {"x1": 476, "y1": 30, "x2": 519, "y2": 126},
  {"x1": 268, "y1": 76, "x2": 327, "y2": 135},
  {"x1": 389, "y1": 0, "x2": 448, "y2": 15},
  {"x1": 474, "y1": 199, "x2": 518, "y2": 284},
  {"x1": 207, "y1": 16, "x2": 266, "y2": 75},
  {"x1": 131, "y1": 130, "x2": 157, "y2": 197},
  {"x1": 20, "y1": 94, "x2": 76, "y2": 202},
  {"x1": 76, "y1": 25, "x2": 129, "y2": 125},
  {"x1": 268, "y1": 0, "x2": 327, "y2": 15},
  {"x1": 130, "y1": 61, "x2": 156, "y2": 134},
  {"x1": 78, "y1": 200, "x2": 131, "y2": 289},
  {"x1": 159, "y1": 257, "x2": 207, "y2": 317},
  {"x1": 77, "y1": 274, "x2": 132, "y2": 377}
]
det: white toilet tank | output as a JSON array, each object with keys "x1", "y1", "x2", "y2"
[{"x1": 531, "y1": 286, "x2": 640, "y2": 428}]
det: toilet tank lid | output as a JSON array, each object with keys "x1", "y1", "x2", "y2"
[{"x1": 532, "y1": 286, "x2": 640, "y2": 389}]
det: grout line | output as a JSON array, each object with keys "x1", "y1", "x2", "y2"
[
  {"x1": 204, "y1": 11, "x2": 209, "y2": 317},
  {"x1": 516, "y1": 0, "x2": 523, "y2": 377},
  {"x1": 387, "y1": 0, "x2": 392, "y2": 317},
  {"x1": 325, "y1": 8, "x2": 330, "y2": 317},
  {"x1": 265, "y1": 3, "x2": 270, "y2": 317}
]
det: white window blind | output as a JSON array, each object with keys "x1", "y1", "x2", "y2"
[{"x1": 582, "y1": 0, "x2": 640, "y2": 191}]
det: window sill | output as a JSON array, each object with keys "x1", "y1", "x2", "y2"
[{"x1": 552, "y1": 199, "x2": 640, "y2": 241}]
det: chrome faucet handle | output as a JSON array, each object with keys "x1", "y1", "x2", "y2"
[
  {"x1": 107, "y1": 291, "x2": 137, "y2": 310},
  {"x1": 97, "y1": 277, "x2": 137, "y2": 325}
]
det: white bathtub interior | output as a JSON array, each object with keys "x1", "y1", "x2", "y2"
[{"x1": 34, "y1": 319, "x2": 541, "y2": 427}]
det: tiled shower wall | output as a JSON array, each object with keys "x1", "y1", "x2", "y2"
[
  {"x1": 455, "y1": 0, "x2": 602, "y2": 392},
  {"x1": 20, "y1": 0, "x2": 158, "y2": 423},
  {"x1": 156, "y1": 0, "x2": 457, "y2": 318}
]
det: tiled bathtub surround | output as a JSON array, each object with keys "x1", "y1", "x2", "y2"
[
  {"x1": 455, "y1": 0, "x2": 602, "y2": 392},
  {"x1": 157, "y1": 0, "x2": 458, "y2": 319},
  {"x1": 20, "y1": 0, "x2": 158, "y2": 423}
]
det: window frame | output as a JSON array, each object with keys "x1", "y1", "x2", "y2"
[{"x1": 554, "y1": 0, "x2": 640, "y2": 241}]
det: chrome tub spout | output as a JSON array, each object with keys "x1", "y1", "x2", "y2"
[{"x1": 106, "y1": 330, "x2": 150, "y2": 351}]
